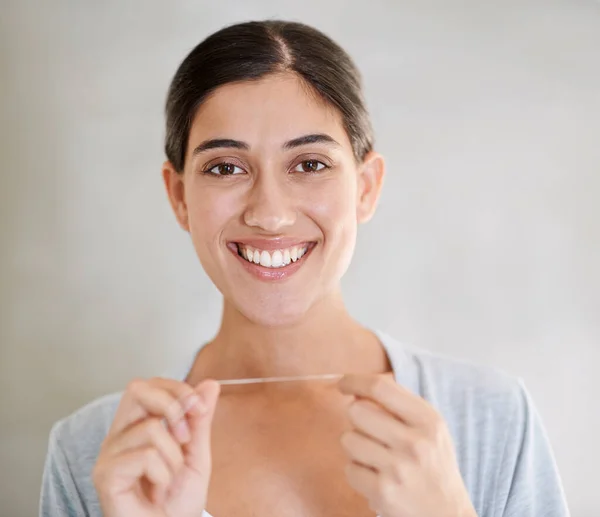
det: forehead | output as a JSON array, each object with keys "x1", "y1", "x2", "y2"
[{"x1": 187, "y1": 73, "x2": 351, "y2": 150}]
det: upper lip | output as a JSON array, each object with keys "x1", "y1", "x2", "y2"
[{"x1": 230, "y1": 237, "x2": 316, "y2": 251}]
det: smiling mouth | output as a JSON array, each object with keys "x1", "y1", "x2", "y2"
[{"x1": 235, "y1": 242, "x2": 315, "y2": 268}]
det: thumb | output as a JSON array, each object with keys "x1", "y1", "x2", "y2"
[{"x1": 184, "y1": 380, "x2": 220, "y2": 471}]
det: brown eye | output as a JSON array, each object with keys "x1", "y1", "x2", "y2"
[
  {"x1": 294, "y1": 160, "x2": 327, "y2": 173},
  {"x1": 218, "y1": 164, "x2": 235, "y2": 175},
  {"x1": 206, "y1": 162, "x2": 244, "y2": 176}
]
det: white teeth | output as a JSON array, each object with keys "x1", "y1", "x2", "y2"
[
  {"x1": 271, "y1": 250, "x2": 283, "y2": 267},
  {"x1": 238, "y1": 244, "x2": 309, "y2": 268},
  {"x1": 260, "y1": 250, "x2": 271, "y2": 267}
]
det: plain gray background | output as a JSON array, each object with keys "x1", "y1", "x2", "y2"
[{"x1": 1, "y1": 1, "x2": 599, "y2": 515}]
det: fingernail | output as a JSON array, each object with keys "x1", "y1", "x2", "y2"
[
  {"x1": 182, "y1": 393, "x2": 200, "y2": 413},
  {"x1": 173, "y1": 419, "x2": 191, "y2": 443},
  {"x1": 194, "y1": 393, "x2": 208, "y2": 415}
]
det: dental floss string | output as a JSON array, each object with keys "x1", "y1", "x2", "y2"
[{"x1": 216, "y1": 373, "x2": 344, "y2": 386}]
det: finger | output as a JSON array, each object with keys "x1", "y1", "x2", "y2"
[
  {"x1": 105, "y1": 417, "x2": 184, "y2": 475},
  {"x1": 339, "y1": 374, "x2": 433, "y2": 427},
  {"x1": 345, "y1": 461, "x2": 378, "y2": 500},
  {"x1": 96, "y1": 446, "x2": 172, "y2": 500},
  {"x1": 142, "y1": 449, "x2": 173, "y2": 502},
  {"x1": 345, "y1": 461, "x2": 396, "y2": 516},
  {"x1": 340, "y1": 430, "x2": 390, "y2": 472},
  {"x1": 184, "y1": 380, "x2": 221, "y2": 470},
  {"x1": 347, "y1": 398, "x2": 413, "y2": 449},
  {"x1": 111, "y1": 378, "x2": 200, "y2": 437}
]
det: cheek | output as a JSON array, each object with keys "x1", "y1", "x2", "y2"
[
  {"x1": 303, "y1": 176, "x2": 358, "y2": 281},
  {"x1": 186, "y1": 185, "x2": 240, "y2": 242},
  {"x1": 307, "y1": 177, "x2": 358, "y2": 239}
]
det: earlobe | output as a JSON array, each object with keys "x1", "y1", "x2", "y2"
[
  {"x1": 162, "y1": 161, "x2": 190, "y2": 232},
  {"x1": 356, "y1": 152, "x2": 385, "y2": 224}
]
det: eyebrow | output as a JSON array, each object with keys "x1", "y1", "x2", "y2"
[
  {"x1": 283, "y1": 133, "x2": 341, "y2": 150},
  {"x1": 191, "y1": 133, "x2": 341, "y2": 157}
]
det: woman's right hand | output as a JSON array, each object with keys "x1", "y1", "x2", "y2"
[{"x1": 93, "y1": 377, "x2": 220, "y2": 517}]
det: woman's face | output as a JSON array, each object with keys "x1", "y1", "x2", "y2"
[{"x1": 163, "y1": 73, "x2": 384, "y2": 326}]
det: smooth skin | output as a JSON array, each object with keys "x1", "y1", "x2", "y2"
[{"x1": 93, "y1": 72, "x2": 476, "y2": 517}]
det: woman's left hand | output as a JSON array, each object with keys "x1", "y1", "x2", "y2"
[{"x1": 338, "y1": 374, "x2": 477, "y2": 517}]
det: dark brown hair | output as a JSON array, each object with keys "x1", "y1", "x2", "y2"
[{"x1": 164, "y1": 20, "x2": 374, "y2": 172}]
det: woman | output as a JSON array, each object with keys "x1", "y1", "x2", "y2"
[{"x1": 40, "y1": 20, "x2": 569, "y2": 517}]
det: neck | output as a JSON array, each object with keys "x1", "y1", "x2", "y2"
[{"x1": 188, "y1": 290, "x2": 389, "y2": 383}]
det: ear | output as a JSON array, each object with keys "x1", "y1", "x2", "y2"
[
  {"x1": 356, "y1": 151, "x2": 385, "y2": 224},
  {"x1": 162, "y1": 161, "x2": 190, "y2": 232}
]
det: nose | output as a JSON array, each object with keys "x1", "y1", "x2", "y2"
[{"x1": 243, "y1": 172, "x2": 296, "y2": 233}]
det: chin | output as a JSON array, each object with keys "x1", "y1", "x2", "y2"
[
  {"x1": 242, "y1": 306, "x2": 309, "y2": 328},
  {"x1": 235, "y1": 296, "x2": 314, "y2": 328}
]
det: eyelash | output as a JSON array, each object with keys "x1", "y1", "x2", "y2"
[
  {"x1": 202, "y1": 159, "x2": 331, "y2": 177},
  {"x1": 203, "y1": 163, "x2": 245, "y2": 176}
]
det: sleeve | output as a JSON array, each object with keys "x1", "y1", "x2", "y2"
[
  {"x1": 493, "y1": 380, "x2": 570, "y2": 517},
  {"x1": 39, "y1": 421, "x2": 88, "y2": 517}
]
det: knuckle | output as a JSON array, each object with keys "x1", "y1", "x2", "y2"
[
  {"x1": 370, "y1": 377, "x2": 388, "y2": 398},
  {"x1": 406, "y1": 434, "x2": 431, "y2": 463},
  {"x1": 126, "y1": 377, "x2": 147, "y2": 396}
]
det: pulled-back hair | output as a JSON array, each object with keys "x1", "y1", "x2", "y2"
[{"x1": 165, "y1": 20, "x2": 374, "y2": 172}]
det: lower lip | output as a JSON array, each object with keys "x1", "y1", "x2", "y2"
[{"x1": 229, "y1": 245, "x2": 314, "y2": 281}]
